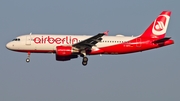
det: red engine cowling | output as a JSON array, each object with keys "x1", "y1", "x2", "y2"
[{"x1": 56, "y1": 46, "x2": 73, "y2": 56}]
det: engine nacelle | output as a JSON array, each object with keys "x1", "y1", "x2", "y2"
[
  {"x1": 56, "y1": 46, "x2": 78, "y2": 56},
  {"x1": 56, "y1": 55, "x2": 78, "y2": 61}
]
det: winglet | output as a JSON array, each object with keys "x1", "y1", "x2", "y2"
[{"x1": 103, "y1": 30, "x2": 109, "y2": 35}]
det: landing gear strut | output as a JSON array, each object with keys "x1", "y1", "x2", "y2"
[
  {"x1": 81, "y1": 51, "x2": 88, "y2": 66},
  {"x1": 26, "y1": 52, "x2": 31, "y2": 63}
]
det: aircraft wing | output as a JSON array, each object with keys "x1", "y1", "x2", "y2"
[{"x1": 72, "y1": 31, "x2": 108, "y2": 50}]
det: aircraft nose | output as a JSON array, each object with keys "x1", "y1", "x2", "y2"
[
  {"x1": 6, "y1": 42, "x2": 12, "y2": 50},
  {"x1": 6, "y1": 43, "x2": 10, "y2": 49}
]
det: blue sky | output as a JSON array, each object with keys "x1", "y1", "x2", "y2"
[{"x1": 0, "y1": 0, "x2": 180, "y2": 101}]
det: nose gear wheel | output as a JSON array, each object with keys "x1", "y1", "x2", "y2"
[{"x1": 26, "y1": 52, "x2": 31, "y2": 63}]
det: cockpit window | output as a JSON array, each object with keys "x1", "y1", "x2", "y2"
[
  {"x1": 12, "y1": 38, "x2": 20, "y2": 41},
  {"x1": 12, "y1": 39, "x2": 17, "y2": 41}
]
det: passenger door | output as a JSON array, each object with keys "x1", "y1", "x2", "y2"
[{"x1": 26, "y1": 35, "x2": 31, "y2": 45}]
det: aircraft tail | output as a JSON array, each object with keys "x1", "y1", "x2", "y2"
[{"x1": 140, "y1": 11, "x2": 171, "y2": 39}]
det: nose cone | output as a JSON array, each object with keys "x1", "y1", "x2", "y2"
[
  {"x1": 6, "y1": 43, "x2": 10, "y2": 49},
  {"x1": 6, "y1": 42, "x2": 13, "y2": 50}
]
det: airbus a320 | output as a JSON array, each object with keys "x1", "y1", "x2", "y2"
[{"x1": 6, "y1": 11, "x2": 174, "y2": 66}]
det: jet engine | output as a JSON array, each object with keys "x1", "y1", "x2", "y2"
[
  {"x1": 56, "y1": 54, "x2": 78, "y2": 61},
  {"x1": 56, "y1": 46, "x2": 79, "y2": 56}
]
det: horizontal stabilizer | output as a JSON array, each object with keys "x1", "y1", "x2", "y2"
[{"x1": 153, "y1": 37, "x2": 171, "y2": 43}]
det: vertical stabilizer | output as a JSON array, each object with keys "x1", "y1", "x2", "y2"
[{"x1": 140, "y1": 11, "x2": 171, "y2": 39}]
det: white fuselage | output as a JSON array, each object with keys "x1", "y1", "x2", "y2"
[{"x1": 6, "y1": 34, "x2": 137, "y2": 52}]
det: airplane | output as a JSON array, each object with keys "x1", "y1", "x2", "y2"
[{"x1": 6, "y1": 11, "x2": 174, "y2": 66}]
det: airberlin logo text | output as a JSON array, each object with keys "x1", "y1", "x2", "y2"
[{"x1": 33, "y1": 36, "x2": 78, "y2": 44}]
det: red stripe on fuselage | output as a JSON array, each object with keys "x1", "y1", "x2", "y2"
[
  {"x1": 12, "y1": 50, "x2": 55, "y2": 53},
  {"x1": 90, "y1": 38, "x2": 174, "y2": 55}
]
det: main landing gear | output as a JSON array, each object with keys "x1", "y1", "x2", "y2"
[
  {"x1": 26, "y1": 52, "x2": 31, "y2": 63},
  {"x1": 81, "y1": 51, "x2": 88, "y2": 66},
  {"x1": 82, "y1": 57, "x2": 88, "y2": 66}
]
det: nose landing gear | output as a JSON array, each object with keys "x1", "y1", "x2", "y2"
[
  {"x1": 26, "y1": 52, "x2": 31, "y2": 63},
  {"x1": 26, "y1": 58, "x2": 30, "y2": 63}
]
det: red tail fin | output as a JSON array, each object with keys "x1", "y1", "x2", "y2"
[{"x1": 140, "y1": 11, "x2": 171, "y2": 39}]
